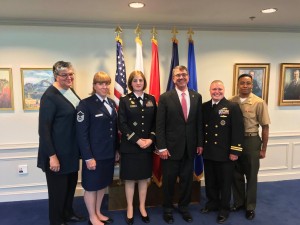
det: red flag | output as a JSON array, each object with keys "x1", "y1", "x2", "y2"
[{"x1": 149, "y1": 38, "x2": 162, "y2": 187}]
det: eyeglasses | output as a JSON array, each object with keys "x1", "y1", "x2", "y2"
[
  {"x1": 174, "y1": 73, "x2": 188, "y2": 78},
  {"x1": 57, "y1": 72, "x2": 75, "y2": 79}
]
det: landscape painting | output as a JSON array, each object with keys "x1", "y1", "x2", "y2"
[{"x1": 21, "y1": 68, "x2": 53, "y2": 110}]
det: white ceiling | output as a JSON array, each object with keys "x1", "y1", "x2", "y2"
[{"x1": 1, "y1": 0, "x2": 300, "y2": 32}]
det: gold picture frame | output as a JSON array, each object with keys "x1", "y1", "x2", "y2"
[
  {"x1": 233, "y1": 63, "x2": 270, "y2": 103},
  {"x1": 0, "y1": 68, "x2": 14, "y2": 110},
  {"x1": 278, "y1": 63, "x2": 300, "y2": 106},
  {"x1": 21, "y1": 68, "x2": 54, "y2": 110}
]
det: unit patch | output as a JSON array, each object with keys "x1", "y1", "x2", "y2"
[
  {"x1": 146, "y1": 100, "x2": 154, "y2": 107},
  {"x1": 77, "y1": 111, "x2": 84, "y2": 122}
]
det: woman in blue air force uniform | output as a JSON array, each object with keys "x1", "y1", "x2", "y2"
[
  {"x1": 76, "y1": 72, "x2": 119, "y2": 225},
  {"x1": 118, "y1": 70, "x2": 157, "y2": 224}
]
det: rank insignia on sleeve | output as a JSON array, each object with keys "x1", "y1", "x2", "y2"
[{"x1": 77, "y1": 111, "x2": 84, "y2": 122}]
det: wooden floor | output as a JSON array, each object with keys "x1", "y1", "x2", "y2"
[{"x1": 108, "y1": 180, "x2": 201, "y2": 210}]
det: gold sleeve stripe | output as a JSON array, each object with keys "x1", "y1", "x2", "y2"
[
  {"x1": 231, "y1": 146, "x2": 243, "y2": 151},
  {"x1": 127, "y1": 132, "x2": 135, "y2": 140}
]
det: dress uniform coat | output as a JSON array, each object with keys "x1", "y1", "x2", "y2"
[
  {"x1": 76, "y1": 94, "x2": 119, "y2": 190},
  {"x1": 202, "y1": 98, "x2": 244, "y2": 161},
  {"x1": 202, "y1": 97, "x2": 244, "y2": 216},
  {"x1": 76, "y1": 94, "x2": 118, "y2": 161},
  {"x1": 118, "y1": 92, "x2": 156, "y2": 180}
]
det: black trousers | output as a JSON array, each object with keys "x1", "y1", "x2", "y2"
[
  {"x1": 204, "y1": 159, "x2": 234, "y2": 216},
  {"x1": 162, "y1": 155, "x2": 194, "y2": 213},
  {"x1": 45, "y1": 169, "x2": 78, "y2": 225}
]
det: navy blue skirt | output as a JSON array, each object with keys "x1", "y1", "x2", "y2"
[{"x1": 82, "y1": 158, "x2": 114, "y2": 191}]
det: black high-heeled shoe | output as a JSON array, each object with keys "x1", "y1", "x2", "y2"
[
  {"x1": 125, "y1": 217, "x2": 134, "y2": 225},
  {"x1": 141, "y1": 214, "x2": 150, "y2": 223}
]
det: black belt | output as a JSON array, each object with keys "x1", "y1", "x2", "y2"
[{"x1": 245, "y1": 132, "x2": 258, "y2": 136}]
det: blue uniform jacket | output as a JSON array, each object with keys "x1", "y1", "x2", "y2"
[{"x1": 76, "y1": 94, "x2": 119, "y2": 161}]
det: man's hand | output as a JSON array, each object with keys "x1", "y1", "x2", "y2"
[{"x1": 159, "y1": 150, "x2": 171, "y2": 159}]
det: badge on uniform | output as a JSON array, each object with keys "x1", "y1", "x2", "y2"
[
  {"x1": 146, "y1": 100, "x2": 154, "y2": 107},
  {"x1": 133, "y1": 122, "x2": 138, "y2": 126},
  {"x1": 77, "y1": 111, "x2": 84, "y2": 122},
  {"x1": 220, "y1": 120, "x2": 226, "y2": 126},
  {"x1": 130, "y1": 100, "x2": 137, "y2": 107},
  {"x1": 219, "y1": 107, "x2": 229, "y2": 117}
]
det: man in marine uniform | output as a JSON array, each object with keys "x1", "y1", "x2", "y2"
[{"x1": 230, "y1": 74, "x2": 270, "y2": 220}]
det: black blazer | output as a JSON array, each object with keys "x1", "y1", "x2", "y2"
[
  {"x1": 76, "y1": 94, "x2": 119, "y2": 161},
  {"x1": 37, "y1": 85, "x2": 80, "y2": 174},
  {"x1": 118, "y1": 92, "x2": 156, "y2": 154},
  {"x1": 156, "y1": 89, "x2": 203, "y2": 160},
  {"x1": 202, "y1": 98, "x2": 244, "y2": 161}
]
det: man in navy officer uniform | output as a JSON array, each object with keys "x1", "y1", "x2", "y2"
[{"x1": 201, "y1": 80, "x2": 244, "y2": 224}]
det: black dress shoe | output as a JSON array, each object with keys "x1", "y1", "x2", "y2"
[
  {"x1": 126, "y1": 217, "x2": 134, "y2": 225},
  {"x1": 217, "y1": 215, "x2": 228, "y2": 224},
  {"x1": 181, "y1": 212, "x2": 193, "y2": 223},
  {"x1": 100, "y1": 218, "x2": 113, "y2": 224},
  {"x1": 66, "y1": 214, "x2": 86, "y2": 222},
  {"x1": 246, "y1": 210, "x2": 255, "y2": 220},
  {"x1": 163, "y1": 213, "x2": 174, "y2": 224},
  {"x1": 230, "y1": 205, "x2": 245, "y2": 212}
]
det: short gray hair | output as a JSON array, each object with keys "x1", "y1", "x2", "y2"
[{"x1": 53, "y1": 61, "x2": 73, "y2": 75}]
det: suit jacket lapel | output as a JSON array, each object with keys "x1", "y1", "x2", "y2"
[{"x1": 188, "y1": 90, "x2": 197, "y2": 121}]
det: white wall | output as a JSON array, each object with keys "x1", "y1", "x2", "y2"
[{"x1": 0, "y1": 25, "x2": 300, "y2": 202}]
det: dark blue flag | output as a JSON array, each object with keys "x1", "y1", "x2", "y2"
[
  {"x1": 166, "y1": 39, "x2": 179, "y2": 91},
  {"x1": 187, "y1": 39, "x2": 204, "y2": 181}
]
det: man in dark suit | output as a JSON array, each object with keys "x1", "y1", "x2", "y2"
[
  {"x1": 200, "y1": 80, "x2": 244, "y2": 224},
  {"x1": 156, "y1": 65, "x2": 203, "y2": 224}
]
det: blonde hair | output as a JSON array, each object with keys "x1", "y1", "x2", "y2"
[{"x1": 91, "y1": 71, "x2": 111, "y2": 95}]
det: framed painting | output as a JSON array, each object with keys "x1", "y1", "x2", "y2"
[
  {"x1": 0, "y1": 68, "x2": 14, "y2": 110},
  {"x1": 233, "y1": 63, "x2": 270, "y2": 103},
  {"x1": 278, "y1": 63, "x2": 300, "y2": 106},
  {"x1": 21, "y1": 68, "x2": 54, "y2": 110}
]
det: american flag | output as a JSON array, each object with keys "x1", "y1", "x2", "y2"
[{"x1": 114, "y1": 40, "x2": 127, "y2": 107}]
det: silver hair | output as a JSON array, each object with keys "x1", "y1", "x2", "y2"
[{"x1": 53, "y1": 61, "x2": 73, "y2": 75}]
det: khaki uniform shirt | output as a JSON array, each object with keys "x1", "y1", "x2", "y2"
[{"x1": 230, "y1": 93, "x2": 270, "y2": 132}]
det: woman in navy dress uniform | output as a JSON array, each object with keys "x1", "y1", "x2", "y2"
[
  {"x1": 76, "y1": 72, "x2": 119, "y2": 225},
  {"x1": 118, "y1": 70, "x2": 157, "y2": 224}
]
